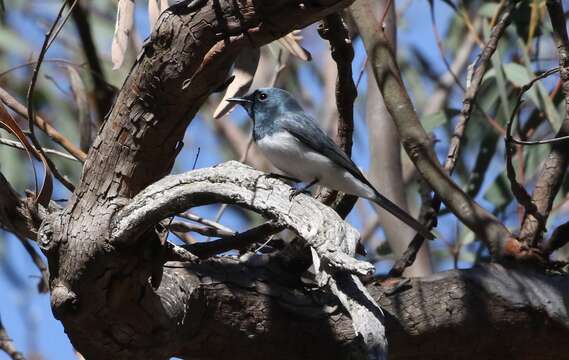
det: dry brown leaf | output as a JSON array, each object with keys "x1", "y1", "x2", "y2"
[
  {"x1": 65, "y1": 65, "x2": 92, "y2": 152},
  {"x1": 277, "y1": 30, "x2": 311, "y2": 61},
  {"x1": 148, "y1": 0, "x2": 160, "y2": 31},
  {"x1": 213, "y1": 48, "x2": 260, "y2": 119},
  {"x1": 0, "y1": 102, "x2": 52, "y2": 207},
  {"x1": 112, "y1": 0, "x2": 135, "y2": 70}
]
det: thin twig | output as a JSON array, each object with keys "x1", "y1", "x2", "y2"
[
  {"x1": 26, "y1": 0, "x2": 79, "y2": 192},
  {"x1": 519, "y1": 0, "x2": 569, "y2": 247},
  {"x1": 0, "y1": 316, "x2": 25, "y2": 360},
  {"x1": 445, "y1": 2, "x2": 515, "y2": 174},
  {"x1": 0, "y1": 87, "x2": 86, "y2": 161},
  {"x1": 504, "y1": 68, "x2": 560, "y2": 217},
  {"x1": 179, "y1": 211, "x2": 236, "y2": 235},
  {"x1": 0, "y1": 137, "x2": 80, "y2": 161},
  {"x1": 184, "y1": 222, "x2": 284, "y2": 259},
  {"x1": 168, "y1": 220, "x2": 236, "y2": 238}
]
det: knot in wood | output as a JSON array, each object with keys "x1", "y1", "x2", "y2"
[
  {"x1": 38, "y1": 216, "x2": 57, "y2": 254},
  {"x1": 51, "y1": 283, "x2": 79, "y2": 320}
]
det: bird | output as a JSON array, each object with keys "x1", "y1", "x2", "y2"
[{"x1": 227, "y1": 87, "x2": 435, "y2": 240}]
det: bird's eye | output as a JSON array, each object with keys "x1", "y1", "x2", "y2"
[{"x1": 258, "y1": 92, "x2": 268, "y2": 101}]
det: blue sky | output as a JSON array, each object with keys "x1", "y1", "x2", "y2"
[{"x1": 0, "y1": 1, "x2": 457, "y2": 359}]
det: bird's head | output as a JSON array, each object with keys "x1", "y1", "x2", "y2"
[{"x1": 227, "y1": 87, "x2": 303, "y2": 123}]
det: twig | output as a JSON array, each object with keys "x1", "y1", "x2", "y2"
[
  {"x1": 444, "y1": 2, "x2": 514, "y2": 174},
  {"x1": 0, "y1": 87, "x2": 85, "y2": 161},
  {"x1": 519, "y1": 0, "x2": 569, "y2": 247},
  {"x1": 179, "y1": 211, "x2": 236, "y2": 235},
  {"x1": 316, "y1": 13, "x2": 358, "y2": 217},
  {"x1": 428, "y1": 0, "x2": 465, "y2": 94},
  {"x1": 184, "y1": 221, "x2": 284, "y2": 259},
  {"x1": 0, "y1": 137, "x2": 79, "y2": 161},
  {"x1": 389, "y1": 178, "x2": 436, "y2": 277},
  {"x1": 69, "y1": 0, "x2": 115, "y2": 124},
  {"x1": 504, "y1": 68, "x2": 560, "y2": 217},
  {"x1": 0, "y1": 316, "x2": 25, "y2": 360},
  {"x1": 168, "y1": 220, "x2": 236, "y2": 238},
  {"x1": 26, "y1": 0, "x2": 79, "y2": 193}
]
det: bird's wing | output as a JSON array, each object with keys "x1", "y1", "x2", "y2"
[
  {"x1": 282, "y1": 112, "x2": 435, "y2": 240},
  {"x1": 280, "y1": 112, "x2": 370, "y2": 186}
]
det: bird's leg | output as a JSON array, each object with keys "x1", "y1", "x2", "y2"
[
  {"x1": 264, "y1": 173, "x2": 301, "y2": 183},
  {"x1": 289, "y1": 178, "x2": 319, "y2": 200}
]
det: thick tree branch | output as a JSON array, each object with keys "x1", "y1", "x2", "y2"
[
  {"x1": 519, "y1": 0, "x2": 569, "y2": 246},
  {"x1": 112, "y1": 161, "x2": 372, "y2": 276},
  {"x1": 350, "y1": 1, "x2": 516, "y2": 259}
]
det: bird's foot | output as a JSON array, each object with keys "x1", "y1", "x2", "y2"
[
  {"x1": 289, "y1": 178, "x2": 319, "y2": 201},
  {"x1": 289, "y1": 186, "x2": 311, "y2": 200}
]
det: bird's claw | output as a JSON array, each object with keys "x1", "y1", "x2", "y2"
[{"x1": 289, "y1": 187, "x2": 310, "y2": 200}]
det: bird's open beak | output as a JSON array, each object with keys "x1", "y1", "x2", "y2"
[
  {"x1": 227, "y1": 94, "x2": 254, "y2": 114},
  {"x1": 226, "y1": 96, "x2": 253, "y2": 105}
]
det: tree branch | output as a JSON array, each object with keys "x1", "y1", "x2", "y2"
[
  {"x1": 112, "y1": 161, "x2": 372, "y2": 276},
  {"x1": 350, "y1": 1, "x2": 516, "y2": 259},
  {"x1": 519, "y1": 0, "x2": 569, "y2": 246},
  {"x1": 315, "y1": 13, "x2": 359, "y2": 217}
]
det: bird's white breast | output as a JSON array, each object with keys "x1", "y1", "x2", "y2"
[{"x1": 256, "y1": 131, "x2": 375, "y2": 199}]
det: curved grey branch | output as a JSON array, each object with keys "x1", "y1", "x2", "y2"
[{"x1": 112, "y1": 161, "x2": 372, "y2": 276}]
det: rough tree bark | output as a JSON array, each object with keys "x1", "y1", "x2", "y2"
[{"x1": 0, "y1": 0, "x2": 566, "y2": 359}]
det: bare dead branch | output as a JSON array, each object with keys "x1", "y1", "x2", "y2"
[{"x1": 519, "y1": 0, "x2": 569, "y2": 247}]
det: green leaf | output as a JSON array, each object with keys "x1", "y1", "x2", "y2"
[
  {"x1": 421, "y1": 108, "x2": 460, "y2": 132},
  {"x1": 478, "y1": 3, "x2": 498, "y2": 18},
  {"x1": 483, "y1": 172, "x2": 512, "y2": 213}
]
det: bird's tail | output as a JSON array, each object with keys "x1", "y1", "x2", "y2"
[{"x1": 371, "y1": 192, "x2": 435, "y2": 240}]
